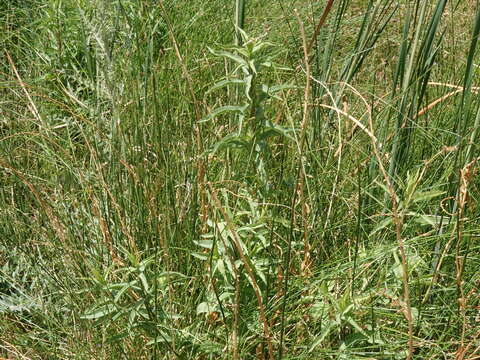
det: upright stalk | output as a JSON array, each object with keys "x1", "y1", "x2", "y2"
[{"x1": 235, "y1": 0, "x2": 245, "y2": 46}]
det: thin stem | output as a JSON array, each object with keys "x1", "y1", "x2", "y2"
[{"x1": 208, "y1": 183, "x2": 274, "y2": 360}]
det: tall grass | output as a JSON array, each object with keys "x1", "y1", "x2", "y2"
[{"x1": 1, "y1": 0, "x2": 480, "y2": 359}]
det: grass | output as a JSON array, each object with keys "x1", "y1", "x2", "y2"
[{"x1": 1, "y1": 0, "x2": 480, "y2": 359}]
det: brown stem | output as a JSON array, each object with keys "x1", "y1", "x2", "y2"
[
  {"x1": 455, "y1": 159, "x2": 476, "y2": 357},
  {"x1": 294, "y1": 9, "x2": 312, "y2": 277},
  {"x1": 6, "y1": 51, "x2": 43, "y2": 125},
  {"x1": 306, "y1": 0, "x2": 336, "y2": 61}
]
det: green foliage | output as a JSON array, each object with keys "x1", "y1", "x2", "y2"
[
  {"x1": 203, "y1": 29, "x2": 295, "y2": 191},
  {"x1": 81, "y1": 251, "x2": 187, "y2": 348},
  {"x1": 1, "y1": 0, "x2": 480, "y2": 359}
]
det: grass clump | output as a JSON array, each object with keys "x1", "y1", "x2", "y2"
[{"x1": 1, "y1": 0, "x2": 480, "y2": 359}]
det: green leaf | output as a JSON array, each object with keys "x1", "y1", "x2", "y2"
[
  {"x1": 139, "y1": 272, "x2": 149, "y2": 293},
  {"x1": 248, "y1": 59, "x2": 257, "y2": 74},
  {"x1": 252, "y1": 41, "x2": 274, "y2": 54},
  {"x1": 193, "y1": 239, "x2": 214, "y2": 249},
  {"x1": 346, "y1": 317, "x2": 368, "y2": 337},
  {"x1": 256, "y1": 125, "x2": 295, "y2": 141},
  {"x1": 199, "y1": 104, "x2": 248, "y2": 123},
  {"x1": 261, "y1": 83, "x2": 297, "y2": 99},
  {"x1": 309, "y1": 323, "x2": 334, "y2": 353},
  {"x1": 81, "y1": 303, "x2": 117, "y2": 320},
  {"x1": 87, "y1": 264, "x2": 110, "y2": 285},
  {"x1": 411, "y1": 213, "x2": 448, "y2": 227},
  {"x1": 412, "y1": 190, "x2": 445, "y2": 203},
  {"x1": 370, "y1": 216, "x2": 393, "y2": 235},
  {"x1": 191, "y1": 252, "x2": 208, "y2": 261},
  {"x1": 196, "y1": 301, "x2": 214, "y2": 315},
  {"x1": 156, "y1": 271, "x2": 189, "y2": 279},
  {"x1": 198, "y1": 340, "x2": 222, "y2": 354},
  {"x1": 244, "y1": 74, "x2": 253, "y2": 100},
  {"x1": 207, "y1": 78, "x2": 244, "y2": 94},
  {"x1": 113, "y1": 281, "x2": 136, "y2": 303},
  {"x1": 374, "y1": 180, "x2": 399, "y2": 203},
  {"x1": 146, "y1": 332, "x2": 172, "y2": 345},
  {"x1": 211, "y1": 134, "x2": 251, "y2": 153},
  {"x1": 208, "y1": 47, "x2": 248, "y2": 68},
  {"x1": 404, "y1": 170, "x2": 419, "y2": 201}
]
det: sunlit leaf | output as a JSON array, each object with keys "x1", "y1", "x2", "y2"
[{"x1": 81, "y1": 303, "x2": 117, "y2": 320}]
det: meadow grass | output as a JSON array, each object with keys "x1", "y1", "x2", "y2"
[{"x1": 1, "y1": 0, "x2": 480, "y2": 359}]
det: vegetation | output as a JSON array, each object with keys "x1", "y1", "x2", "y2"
[{"x1": 1, "y1": 0, "x2": 479, "y2": 358}]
